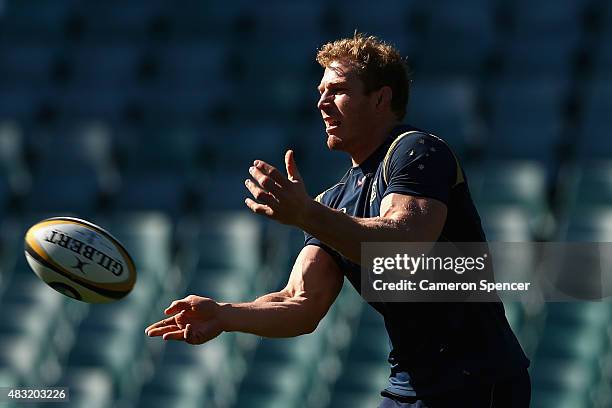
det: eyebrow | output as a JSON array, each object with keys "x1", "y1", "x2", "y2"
[{"x1": 317, "y1": 80, "x2": 348, "y2": 93}]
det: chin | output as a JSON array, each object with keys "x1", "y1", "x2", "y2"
[{"x1": 326, "y1": 135, "x2": 344, "y2": 151}]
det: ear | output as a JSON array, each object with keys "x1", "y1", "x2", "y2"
[{"x1": 375, "y1": 86, "x2": 393, "y2": 112}]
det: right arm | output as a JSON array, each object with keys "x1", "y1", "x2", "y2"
[
  {"x1": 145, "y1": 245, "x2": 343, "y2": 343},
  {"x1": 222, "y1": 245, "x2": 344, "y2": 336}
]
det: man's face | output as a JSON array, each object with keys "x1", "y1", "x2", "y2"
[{"x1": 317, "y1": 60, "x2": 378, "y2": 152}]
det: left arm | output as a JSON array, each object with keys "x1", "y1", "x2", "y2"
[
  {"x1": 298, "y1": 192, "x2": 446, "y2": 263},
  {"x1": 245, "y1": 150, "x2": 447, "y2": 264}
]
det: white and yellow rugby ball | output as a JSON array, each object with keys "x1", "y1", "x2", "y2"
[{"x1": 24, "y1": 217, "x2": 136, "y2": 303}]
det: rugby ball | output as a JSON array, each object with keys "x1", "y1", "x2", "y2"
[{"x1": 24, "y1": 217, "x2": 136, "y2": 303}]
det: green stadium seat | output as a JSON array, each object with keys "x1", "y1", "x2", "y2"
[
  {"x1": 328, "y1": 305, "x2": 390, "y2": 404},
  {"x1": 67, "y1": 330, "x2": 141, "y2": 374},
  {"x1": 101, "y1": 213, "x2": 173, "y2": 282},
  {"x1": 531, "y1": 358, "x2": 596, "y2": 394},
  {"x1": 138, "y1": 365, "x2": 210, "y2": 408},
  {"x1": 408, "y1": 80, "x2": 479, "y2": 155},
  {"x1": 0, "y1": 89, "x2": 40, "y2": 122},
  {"x1": 536, "y1": 325, "x2": 607, "y2": 360},
  {"x1": 203, "y1": 123, "x2": 288, "y2": 169},
  {"x1": 531, "y1": 389, "x2": 591, "y2": 408},
  {"x1": 0, "y1": 369, "x2": 19, "y2": 408},
  {"x1": 154, "y1": 331, "x2": 247, "y2": 379},
  {"x1": 0, "y1": 334, "x2": 43, "y2": 382},
  {"x1": 235, "y1": 363, "x2": 307, "y2": 407},
  {"x1": 545, "y1": 303, "x2": 611, "y2": 329},
  {"x1": 189, "y1": 270, "x2": 252, "y2": 303},
  {"x1": 25, "y1": 172, "x2": 100, "y2": 214},
  {"x1": 0, "y1": 367, "x2": 18, "y2": 388},
  {"x1": 593, "y1": 44, "x2": 612, "y2": 81},
  {"x1": 329, "y1": 392, "x2": 384, "y2": 408},
  {"x1": 479, "y1": 206, "x2": 533, "y2": 241},
  {"x1": 0, "y1": 303, "x2": 63, "y2": 348},
  {"x1": 46, "y1": 368, "x2": 114, "y2": 408},
  {"x1": 471, "y1": 161, "x2": 548, "y2": 214},
  {"x1": 503, "y1": 35, "x2": 578, "y2": 80},
  {"x1": 136, "y1": 393, "x2": 208, "y2": 408},
  {"x1": 563, "y1": 161, "x2": 612, "y2": 209},
  {"x1": 576, "y1": 80, "x2": 612, "y2": 158},
  {"x1": 560, "y1": 207, "x2": 612, "y2": 241},
  {"x1": 420, "y1": 0, "x2": 495, "y2": 77},
  {"x1": 75, "y1": 0, "x2": 167, "y2": 42},
  {"x1": 0, "y1": 123, "x2": 29, "y2": 213},
  {"x1": 156, "y1": 43, "x2": 227, "y2": 89},
  {"x1": 486, "y1": 79, "x2": 568, "y2": 167},
  {"x1": 117, "y1": 124, "x2": 204, "y2": 174},
  {"x1": 503, "y1": 301, "x2": 524, "y2": 334},
  {"x1": 0, "y1": 44, "x2": 59, "y2": 85},
  {"x1": 185, "y1": 212, "x2": 262, "y2": 272},
  {"x1": 113, "y1": 174, "x2": 189, "y2": 217},
  {"x1": 71, "y1": 45, "x2": 141, "y2": 88},
  {"x1": 60, "y1": 87, "x2": 133, "y2": 123},
  {"x1": 335, "y1": 0, "x2": 414, "y2": 49},
  {"x1": 232, "y1": 305, "x2": 340, "y2": 407}
]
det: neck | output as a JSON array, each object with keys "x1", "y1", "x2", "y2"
[{"x1": 350, "y1": 120, "x2": 400, "y2": 166}]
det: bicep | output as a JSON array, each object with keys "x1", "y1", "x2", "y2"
[
  {"x1": 283, "y1": 245, "x2": 343, "y2": 319},
  {"x1": 380, "y1": 193, "x2": 447, "y2": 241}
]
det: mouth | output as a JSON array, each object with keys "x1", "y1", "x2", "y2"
[{"x1": 324, "y1": 118, "x2": 342, "y2": 131}]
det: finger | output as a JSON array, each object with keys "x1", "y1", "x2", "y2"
[
  {"x1": 184, "y1": 323, "x2": 198, "y2": 344},
  {"x1": 249, "y1": 165, "x2": 282, "y2": 192},
  {"x1": 245, "y1": 179, "x2": 278, "y2": 205},
  {"x1": 174, "y1": 310, "x2": 204, "y2": 327},
  {"x1": 162, "y1": 329, "x2": 186, "y2": 341},
  {"x1": 164, "y1": 298, "x2": 194, "y2": 315},
  {"x1": 147, "y1": 325, "x2": 182, "y2": 337},
  {"x1": 245, "y1": 198, "x2": 274, "y2": 217},
  {"x1": 285, "y1": 150, "x2": 303, "y2": 182},
  {"x1": 145, "y1": 316, "x2": 176, "y2": 333},
  {"x1": 185, "y1": 323, "x2": 207, "y2": 345},
  {"x1": 253, "y1": 160, "x2": 288, "y2": 186},
  {"x1": 185, "y1": 323, "x2": 218, "y2": 345}
]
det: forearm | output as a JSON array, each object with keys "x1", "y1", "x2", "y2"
[
  {"x1": 252, "y1": 291, "x2": 288, "y2": 303},
  {"x1": 297, "y1": 200, "x2": 415, "y2": 263},
  {"x1": 219, "y1": 296, "x2": 320, "y2": 338}
]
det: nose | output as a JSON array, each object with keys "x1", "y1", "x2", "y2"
[{"x1": 317, "y1": 91, "x2": 330, "y2": 111}]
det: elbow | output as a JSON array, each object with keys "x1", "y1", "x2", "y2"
[
  {"x1": 297, "y1": 321, "x2": 318, "y2": 336},
  {"x1": 296, "y1": 315, "x2": 322, "y2": 336},
  {"x1": 289, "y1": 294, "x2": 332, "y2": 336}
]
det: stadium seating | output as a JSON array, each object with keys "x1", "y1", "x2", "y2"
[
  {"x1": 407, "y1": 79, "x2": 479, "y2": 155},
  {"x1": 419, "y1": 0, "x2": 496, "y2": 77},
  {"x1": 0, "y1": 0, "x2": 611, "y2": 406},
  {"x1": 327, "y1": 304, "x2": 389, "y2": 408},
  {"x1": 579, "y1": 79, "x2": 612, "y2": 157}
]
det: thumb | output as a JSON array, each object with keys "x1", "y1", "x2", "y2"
[
  {"x1": 285, "y1": 150, "x2": 303, "y2": 182},
  {"x1": 164, "y1": 299, "x2": 194, "y2": 315}
]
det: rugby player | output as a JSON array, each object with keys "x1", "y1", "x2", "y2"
[{"x1": 146, "y1": 34, "x2": 531, "y2": 407}]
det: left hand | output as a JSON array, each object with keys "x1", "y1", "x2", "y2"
[{"x1": 245, "y1": 150, "x2": 312, "y2": 226}]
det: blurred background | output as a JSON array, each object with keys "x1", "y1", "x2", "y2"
[{"x1": 0, "y1": 0, "x2": 611, "y2": 407}]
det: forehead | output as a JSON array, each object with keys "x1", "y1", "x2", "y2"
[{"x1": 319, "y1": 60, "x2": 360, "y2": 86}]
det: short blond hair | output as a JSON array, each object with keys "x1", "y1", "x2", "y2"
[{"x1": 316, "y1": 33, "x2": 410, "y2": 119}]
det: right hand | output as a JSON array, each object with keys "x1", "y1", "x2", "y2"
[{"x1": 145, "y1": 295, "x2": 224, "y2": 345}]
